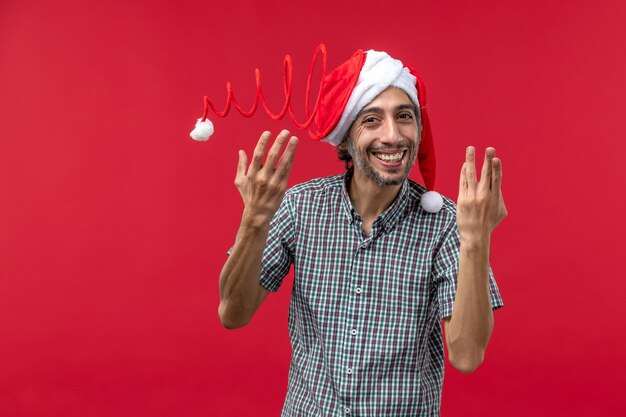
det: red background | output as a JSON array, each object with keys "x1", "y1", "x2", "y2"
[{"x1": 1, "y1": 0, "x2": 625, "y2": 416}]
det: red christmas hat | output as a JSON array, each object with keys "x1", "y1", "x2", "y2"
[{"x1": 190, "y1": 44, "x2": 443, "y2": 212}]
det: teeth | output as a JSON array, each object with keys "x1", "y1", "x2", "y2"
[{"x1": 374, "y1": 152, "x2": 403, "y2": 162}]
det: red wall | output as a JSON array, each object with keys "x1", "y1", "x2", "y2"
[{"x1": 1, "y1": 1, "x2": 625, "y2": 416}]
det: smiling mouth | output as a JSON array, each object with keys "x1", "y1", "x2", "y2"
[{"x1": 372, "y1": 150, "x2": 406, "y2": 163}]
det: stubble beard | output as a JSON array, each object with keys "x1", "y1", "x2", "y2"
[{"x1": 347, "y1": 138, "x2": 418, "y2": 187}]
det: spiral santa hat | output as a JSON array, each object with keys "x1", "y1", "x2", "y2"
[{"x1": 190, "y1": 44, "x2": 443, "y2": 213}]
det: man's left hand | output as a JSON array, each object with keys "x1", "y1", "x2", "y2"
[{"x1": 456, "y1": 146, "x2": 508, "y2": 244}]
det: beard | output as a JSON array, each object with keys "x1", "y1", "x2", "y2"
[{"x1": 347, "y1": 138, "x2": 418, "y2": 186}]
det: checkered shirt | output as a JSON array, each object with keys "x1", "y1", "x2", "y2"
[{"x1": 258, "y1": 171, "x2": 504, "y2": 417}]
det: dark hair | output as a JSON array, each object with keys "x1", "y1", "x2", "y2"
[
  {"x1": 336, "y1": 103, "x2": 422, "y2": 170},
  {"x1": 337, "y1": 135, "x2": 353, "y2": 170}
]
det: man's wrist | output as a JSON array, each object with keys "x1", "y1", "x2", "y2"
[
  {"x1": 459, "y1": 233, "x2": 491, "y2": 253},
  {"x1": 240, "y1": 208, "x2": 273, "y2": 232}
]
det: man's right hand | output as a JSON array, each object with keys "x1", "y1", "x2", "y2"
[
  {"x1": 234, "y1": 130, "x2": 299, "y2": 227},
  {"x1": 219, "y1": 130, "x2": 297, "y2": 329}
]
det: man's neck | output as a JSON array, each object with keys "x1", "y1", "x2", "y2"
[{"x1": 348, "y1": 169, "x2": 403, "y2": 226}]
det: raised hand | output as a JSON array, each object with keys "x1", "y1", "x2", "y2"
[
  {"x1": 456, "y1": 146, "x2": 508, "y2": 244},
  {"x1": 234, "y1": 130, "x2": 298, "y2": 227}
]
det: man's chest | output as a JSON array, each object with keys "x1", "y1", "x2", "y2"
[{"x1": 290, "y1": 213, "x2": 441, "y2": 329}]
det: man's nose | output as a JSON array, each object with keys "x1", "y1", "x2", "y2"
[{"x1": 380, "y1": 117, "x2": 402, "y2": 145}]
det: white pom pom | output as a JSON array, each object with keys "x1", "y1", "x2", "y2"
[
  {"x1": 420, "y1": 191, "x2": 443, "y2": 213},
  {"x1": 190, "y1": 118, "x2": 214, "y2": 141}
]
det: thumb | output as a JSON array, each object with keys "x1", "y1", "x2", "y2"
[{"x1": 236, "y1": 150, "x2": 248, "y2": 178}]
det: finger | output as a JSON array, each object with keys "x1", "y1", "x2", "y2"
[
  {"x1": 247, "y1": 131, "x2": 271, "y2": 176},
  {"x1": 236, "y1": 150, "x2": 248, "y2": 179},
  {"x1": 458, "y1": 162, "x2": 467, "y2": 195},
  {"x1": 234, "y1": 150, "x2": 249, "y2": 198},
  {"x1": 491, "y1": 157, "x2": 503, "y2": 193},
  {"x1": 264, "y1": 129, "x2": 290, "y2": 171},
  {"x1": 465, "y1": 146, "x2": 477, "y2": 193},
  {"x1": 500, "y1": 192, "x2": 508, "y2": 218},
  {"x1": 479, "y1": 147, "x2": 495, "y2": 192},
  {"x1": 495, "y1": 189, "x2": 508, "y2": 226},
  {"x1": 275, "y1": 136, "x2": 299, "y2": 184}
]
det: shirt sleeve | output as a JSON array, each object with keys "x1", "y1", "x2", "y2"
[
  {"x1": 432, "y1": 217, "x2": 504, "y2": 319},
  {"x1": 257, "y1": 191, "x2": 296, "y2": 292}
]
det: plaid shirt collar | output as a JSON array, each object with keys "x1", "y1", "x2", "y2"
[{"x1": 339, "y1": 168, "x2": 410, "y2": 236}]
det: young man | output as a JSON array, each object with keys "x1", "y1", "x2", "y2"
[{"x1": 214, "y1": 48, "x2": 506, "y2": 416}]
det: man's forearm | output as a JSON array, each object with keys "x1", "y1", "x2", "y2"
[
  {"x1": 218, "y1": 211, "x2": 271, "y2": 328},
  {"x1": 445, "y1": 237, "x2": 494, "y2": 373}
]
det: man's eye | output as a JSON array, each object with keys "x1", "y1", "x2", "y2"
[
  {"x1": 363, "y1": 116, "x2": 378, "y2": 124},
  {"x1": 398, "y1": 113, "x2": 413, "y2": 120}
]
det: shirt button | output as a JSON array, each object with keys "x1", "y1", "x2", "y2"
[
  {"x1": 351, "y1": 329, "x2": 357, "y2": 336},
  {"x1": 346, "y1": 367, "x2": 353, "y2": 374},
  {"x1": 345, "y1": 407, "x2": 351, "y2": 414},
  {"x1": 355, "y1": 287, "x2": 362, "y2": 294}
]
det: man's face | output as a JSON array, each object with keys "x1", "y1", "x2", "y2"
[{"x1": 345, "y1": 87, "x2": 420, "y2": 186}]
